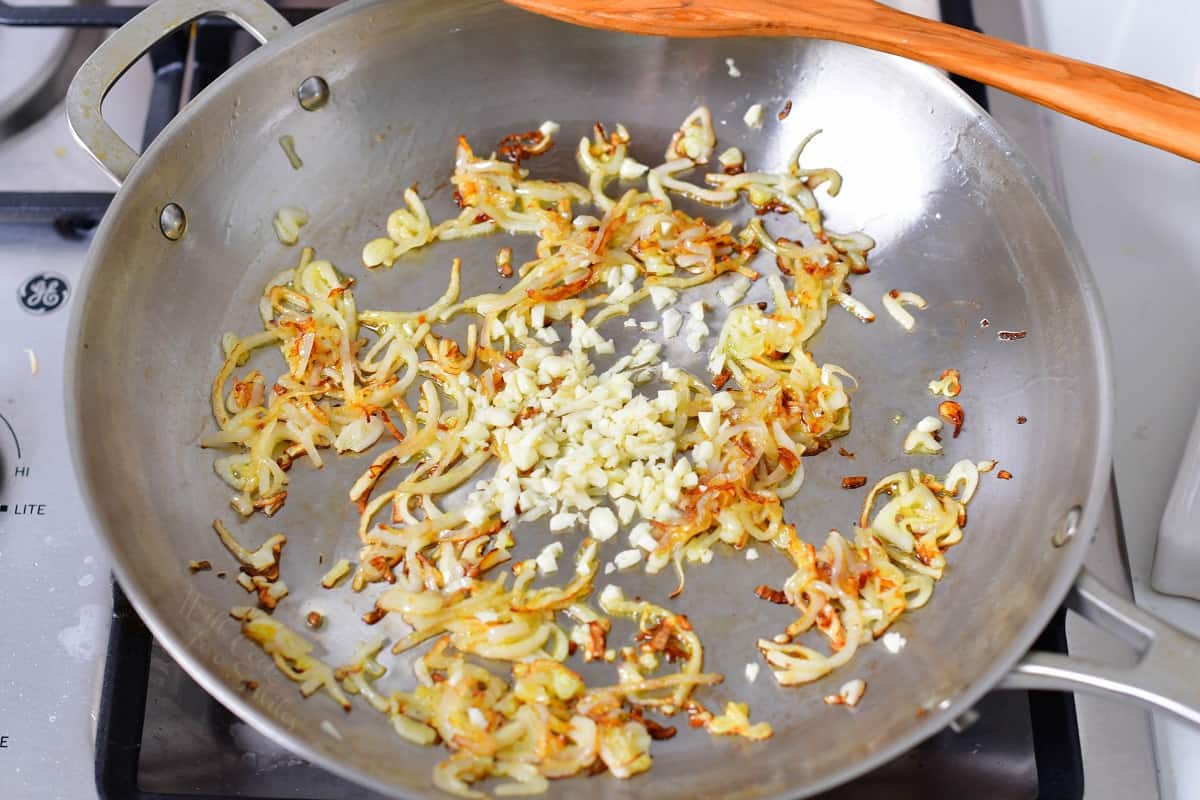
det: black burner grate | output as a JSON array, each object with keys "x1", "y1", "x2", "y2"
[
  {"x1": 96, "y1": 582, "x2": 1083, "y2": 800},
  {"x1": 0, "y1": 0, "x2": 320, "y2": 228}
]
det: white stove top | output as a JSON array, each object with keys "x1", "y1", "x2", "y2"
[
  {"x1": 1029, "y1": 2, "x2": 1200, "y2": 798},
  {"x1": 0, "y1": 22, "x2": 149, "y2": 192},
  {"x1": 0, "y1": 1, "x2": 1188, "y2": 798},
  {"x1": 0, "y1": 223, "x2": 109, "y2": 797}
]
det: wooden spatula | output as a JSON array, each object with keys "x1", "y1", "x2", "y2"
[{"x1": 503, "y1": 0, "x2": 1200, "y2": 162}]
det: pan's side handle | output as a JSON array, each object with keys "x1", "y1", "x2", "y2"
[
  {"x1": 65, "y1": 0, "x2": 290, "y2": 185},
  {"x1": 1002, "y1": 567, "x2": 1200, "y2": 727}
]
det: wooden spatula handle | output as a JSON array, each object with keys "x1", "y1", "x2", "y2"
[{"x1": 506, "y1": 0, "x2": 1200, "y2": 162}]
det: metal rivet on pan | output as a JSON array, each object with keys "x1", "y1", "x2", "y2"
[
  {"x1": 948, "y1": 707, "x2": 980, "y2": 733},
  {"x1": 159, "y1": 203, "x2": 186, "y2": 241},
  {"x1": 1052, "y1": 506, "x2": 1082, "y2": 548},
  {"x1": 297, "y1": 76, "x2": 330, "y2": 111}
]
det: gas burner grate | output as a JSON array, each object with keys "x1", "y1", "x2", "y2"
[
  {"x1": 0, "y1": 1, "x2": 321, "y2": 227},
  {"x1": 95, "y1": 583, "x2": 1083, "y2": 800}
]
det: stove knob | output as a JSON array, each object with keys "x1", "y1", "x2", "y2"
[{"x1": 0, "y1": 411, "x2": 22, "y2": 495}]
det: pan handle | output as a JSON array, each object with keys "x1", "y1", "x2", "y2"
[
  {"x1": 1002, "y1": 567, "x2": 1200, "y2": 727},
  {"x1": 65, "y1": 0, "x2": 290, "y2": 185}
]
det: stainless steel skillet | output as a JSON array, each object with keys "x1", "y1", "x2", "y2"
[{"x1": 63, "y1": 0, "x2": 1200, "y2": 796}]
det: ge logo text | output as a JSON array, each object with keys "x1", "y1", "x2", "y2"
[{"x1": 18, "y1": 273, "x2": 69, "y2": 315}]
